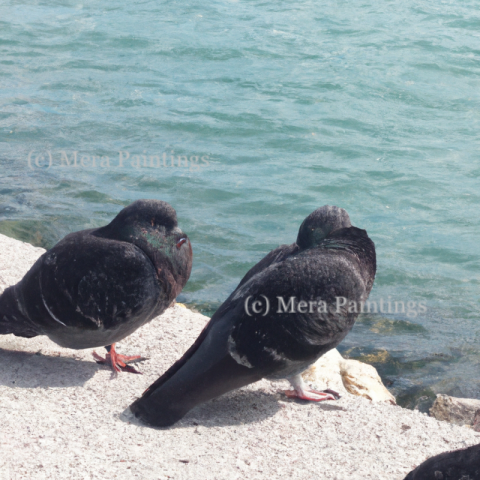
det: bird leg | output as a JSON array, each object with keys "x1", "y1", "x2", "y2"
[
  {"x1": 93, "y1": 344, "x2": 143, "y2": 377},
  {"x1": 282, "y1": 374, "x2": 341, "y2": 402}
]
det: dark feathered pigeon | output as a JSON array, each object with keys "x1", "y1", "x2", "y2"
[
  {"x1": 404, "y1": 443, "x2": 480, "y2": 480},
  {"x1": 0, "y1": 199, "x2": 192, "y2": 375},
  {"x1": 130, "y1": 205, "x2": 376, "y2": 426}
]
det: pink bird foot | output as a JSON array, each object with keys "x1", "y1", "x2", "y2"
[
  {"x1": 282, "y1": 374, "x2": 341, "y2": 402},
  {"x1": 283, "y1": 388, "x2": 338, "y2": 402},
  {"x1": 93, "y1": 343, "x2": 144, "y2": 377}
]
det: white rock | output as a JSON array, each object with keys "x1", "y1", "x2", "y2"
[
  {"x1": 340, "y1": 357, "x2": 396, "y2": 404},
  {"x1": 302, "y1": 348, "x2": 348, "y2": 395},
  {"x1": 302, "y1": 348, "x2": 396, "y2": 404}
]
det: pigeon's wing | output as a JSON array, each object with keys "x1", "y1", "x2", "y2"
[
  {"x1": 235, "y1": 243, "x2": 298, "y2": 289},
  {"x1": 229, "y1": 247, "x2": 369, "y2": 370},
  {"x1": 19, "y1": 230, "x2": 163, "y2": 335}
]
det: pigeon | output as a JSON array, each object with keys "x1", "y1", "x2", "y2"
[
  {"x1": 0, "y1": 199, "x2": 192, "y2": 375},
  {"x1": 404, "y1": 443, "x2": 480, "y2": 480},
  {"x1": 130, "y1": 205, "x2": 376, "y2": 426}
]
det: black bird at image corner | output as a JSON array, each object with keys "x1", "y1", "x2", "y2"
[
  {"x1": 404, "y1": 443, "x2": 480, "y2": 480},
  {"x1": 0, "y1": 199, "x2": 193, "y2": 375},
  {"x1": 130, "y1": 205, "x2": 376, "y2": 427}
]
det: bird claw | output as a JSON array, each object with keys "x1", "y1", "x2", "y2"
[
  {"x1": 93, "y1": 350, "x2": 144, "y2": 376},
  {"x1": 282, "y1": 387, "x2": 340, "y2": 402},
  {"x1": 120, "y1": 355, "x2": 150, "y2": 365},
  {"x1": 322, "y1": 388, "x2": 341, "y2": 400}
]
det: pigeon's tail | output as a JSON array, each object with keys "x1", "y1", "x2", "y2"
[
  {"x1": 0, "y1": 285, "x2": 39, "y2": 338},
  {"x1": 129, "y1": 319, "x2": 263, "y2": 428}
]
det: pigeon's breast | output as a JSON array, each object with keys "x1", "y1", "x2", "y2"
[{"x1": 45, "y1": 320, "x2": 148, "y2": 349}]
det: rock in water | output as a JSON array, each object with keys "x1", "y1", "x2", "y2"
[
  {"x1": 130, "y1": 205, "x2": 376, "y2": 427},
  {"x1": 474, "y1": 410, "x2": 480, "y2": 432},
  {"x1": 404, "y1": 444, "x2": 480, "y2": 480},
  {"x1": 430, "y1": 394, "x2": 480, "y2": 427},
  {"x1": 0, "y1": 199, "x2": 193, "y2": 374}
]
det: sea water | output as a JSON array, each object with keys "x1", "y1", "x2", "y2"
[{"x1": 0, "y1": 0, "x2": 479, "y2": 408}]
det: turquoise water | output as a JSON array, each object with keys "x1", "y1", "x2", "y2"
[{"x1": 1, "y1": 0, "x2": 479, "y2": 407}]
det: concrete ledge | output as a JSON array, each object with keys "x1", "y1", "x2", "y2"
[{"x1": 0, "y1": 233, "x2": 479, "y2": 479}]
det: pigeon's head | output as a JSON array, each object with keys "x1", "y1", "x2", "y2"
[
  {"x1": 98, "y1": 199, "x2": 192, "y2": 289},
  {"x1": 108, "y1": 199, "x2": 178, "y2": 235},
  {"x1": 296, "y1": 205, "x2": 351, "y2": 249}
]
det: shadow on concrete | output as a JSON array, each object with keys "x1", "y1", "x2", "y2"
[
  {"x1": 120, "y1": 388, "x2": 347, "y2": 430},
  {"x1": 0, "y1": 348, "x2": 98, "y2": 388}
]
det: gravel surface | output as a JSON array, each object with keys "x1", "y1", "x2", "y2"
[{"x1": 1, "y1": 233, "x2": 479, "y2": 480}]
